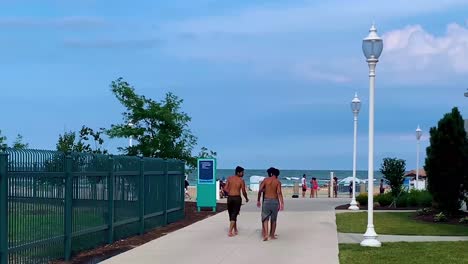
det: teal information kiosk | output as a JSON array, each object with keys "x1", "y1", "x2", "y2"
[{"x1": 197, "y1": 158, "x2": 217, "y2": 212}]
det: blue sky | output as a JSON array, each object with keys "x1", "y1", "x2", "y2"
[{"x1": 1, "y1": 0, "x2": 468, "y2": 170}]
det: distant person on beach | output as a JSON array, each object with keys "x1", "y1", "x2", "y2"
[
  {"x1": 184, "y1": 177, "x2": 191, "y2": 200},
  {"x1": 380, "y1": 179, "x2": 385, "y2": 194},
  {"x1": 224, "y1": 166, "x2": 249, "y2": 237},
  {"x1": 333, "y1": 177, "x2": 338, "y2": 198},
  {"x1": 349, "y1": 181, "x2": 353, "y2": 198},
  {"x1": 311, "y1": 177, "x2": 319, "y2": 198},
  {"x1": 257, "y1": 167, "x2": 284, "y2": 241},
  {"x1": 219, "y1": 179, "x2": 227, "y2": 198},
  {"x1": 301, "y1": 174, "x2": 307, "y2": 198}
]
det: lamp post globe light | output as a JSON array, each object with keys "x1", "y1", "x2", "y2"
[
  {"x1": 415, "y1": 126, "x2": 422, "y2": 190},
  {"x1": 360, "y1": 23, "x2": 383, "y2": 248},
  {"x1": 349, "y1": 93, "x2": 361, "y2": 211}
]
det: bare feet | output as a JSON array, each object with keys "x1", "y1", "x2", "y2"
[
  {"x1": 234, "y1": 230, "x2": 238, "y2": 235},
  {"x1": 263, "y1": 236, "x2": 268, "y2": 241},
  {"x1": 269, "y1": 235, "x2": 277, "y2": 240},
  {"x1": 228, "y1": 232, "x2": 235, "y2": 237}
]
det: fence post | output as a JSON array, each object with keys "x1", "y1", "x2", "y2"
[
  {"x1": 138, "y1": 157, "x2": 145, "y2": 235},
  {"x1": 107, "y1": 156, "x2": 115, "y2": 244},
  {"x1": 181, "y1": 162, "x2": 185, "y2": 216},
  {"x1": 0, "y1": 153, "x2": 9, "y2": 264},
  {"x1": 164, "y1": 160, "x2": 169, "y2": 225},
  {"x1": 64, "y1": 153, "x2": 73, "y2": 261}
]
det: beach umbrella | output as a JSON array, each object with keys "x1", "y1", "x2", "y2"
[{"x1": 339, "y1": 176, "x2": 364, "y2": 185}]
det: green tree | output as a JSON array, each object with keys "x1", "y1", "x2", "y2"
[
  {"x1": 425, "y1": 107, "x2": 468, "y2": 214},
  {"x1": 13, "y1": 134, "x2": 29, "y2": 149},
  {"x1": 198, "y1": 147, "x2": 217, "y2": 159},
  {"x1": 56, "y1": 126, "x2": 107, "y2": 154},
  {"x1": 107, "y1": 78, "x2": 215, "y2": 170},
  {"x1": 380, "y1": 157, "x2": 406, "y2": 200},
  {"x1": 0, "y1": 130, "x2": 6, "y2": 150}
]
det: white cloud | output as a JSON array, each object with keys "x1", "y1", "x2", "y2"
[
  {"x1": 0, "y1": 16, "x2": 108, "y2": 29},
  {"x1": 291, "y1": 63, "x2": 352, "y2": 83},
  {"x1": 63, "y1": 38, "x2": 161, "y2": 49},
  {"x1": 163, "y1": 0, "x2": 468, "y2": 36},
  {"x1": 382, "y1": 23, "x2": 468, "y2": 74},
  {"x1": 156, "y1": 0, "x2": 468, "y2": 84}
]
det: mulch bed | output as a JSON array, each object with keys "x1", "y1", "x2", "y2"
[
  {"x1": 51, "y1": 202, "x2": 227, "y2": 264},
  {"x1": 335, "y1": 204, "x2": 419, "y2": 211},
  {"x1": 414, "y1": 211, "x2": 468, "y2": 226}
]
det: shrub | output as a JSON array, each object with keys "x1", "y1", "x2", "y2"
[
  {"x1": 459, "y1": 217, "x2": 468, "y2": 224},
  {"x1": 396, "y1": 192, "x2": 409, "y2": 207},
  {"x1": 425, "y1": 107, "x2": 468, "y2": 214},
  {"x1": 433, "y1": 212, "x2": 448, "y2": 222},
  {"x1": 407, "y1": 190, "x2": 433, "y2": 207},
  {"x1": 356, "y1": 193, "x2": 368, "y2": 206},
  {"x1": 376, "y1": 192, "x2": 393, "y2": 207},
  {"x1": 416, "y1": 207, "x2": 433, "y2": 216}
]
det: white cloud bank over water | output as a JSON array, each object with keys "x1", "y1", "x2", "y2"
[{"x1": 382, "y1": 23, "x2": 468, "y2": 75}]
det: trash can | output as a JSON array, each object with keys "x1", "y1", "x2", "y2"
[
  {"x1": 292, "y1": 181, "x2": 299, "y2": 198},
  {"x1": 360, "y1": 183, "x2": 366, "y2": 193}
]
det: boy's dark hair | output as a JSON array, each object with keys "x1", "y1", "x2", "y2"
[
  {"x1": 235, "y1": 166, "x2": 244, "y2": 174},
  {"x1": 303, "y1": 174, "x2": 306, "y2": 178},
  {"x1": 272, "y1": 168, "x2": 280, "y2": 177},
  {"x1": 267, "y1": 167, "x2": 275, "y2": 177}
]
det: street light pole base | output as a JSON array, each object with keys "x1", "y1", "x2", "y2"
[
  {"x1": 360, "y1": 227, "x2": 381, "y2": 247},
  {"x1": 348, "y1": 200, "x2": 359, "y2": 210}
]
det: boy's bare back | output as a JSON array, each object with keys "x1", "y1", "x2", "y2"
[
  {"x1": 225, "y1": 176, "x2": 245, "y2": 196},
  {"x1": 263, "y1": 177, "x2": 282, "y2": 199}
]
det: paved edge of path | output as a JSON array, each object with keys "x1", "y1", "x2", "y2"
[{"x1": 338, "y1": 233, "x2": 468, "y2": 244}]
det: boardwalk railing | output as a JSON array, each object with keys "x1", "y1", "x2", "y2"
[{"x1": 0, "y1": 149, "x2": 185, "y2": 264}]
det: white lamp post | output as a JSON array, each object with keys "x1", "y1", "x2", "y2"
[
  {"x1": 415, "y1": 126, "x2": 422, "y2": 190},
  {"x1": 360, "y1": 23, "x2": 383, "y2": 248},
  {"x1": 128, "y1": 122, "x2": 134, "y2": 147},
  {"x1": 349, "y1": 93, "x2": 361, "y2": 211}
]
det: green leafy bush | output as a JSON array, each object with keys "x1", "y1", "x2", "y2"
[
  {"x1": 407, "y1": 190, "x2": 433, "y2": 207},
  {"x1": 356, "y1": 193, "x2": 368, "y2": 206},
  {"x1": 416, "y1": 207, "x2": 433, "y2": 216},
  {"x1": 425, "y1": 107, "x2": 467, "y2": 214},
  {"x1": 376, "y1": 192, "x2": 393, "y2": 207},
  {"x1": 433, "y1": 212, "x2": 448, "y2": 222},
  {"x1": 396, "y1": 192, "x2": 409, "y2": 207}
]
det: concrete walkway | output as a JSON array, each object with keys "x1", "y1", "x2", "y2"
[
  {"x1": 102, "y1": 198, "x2": 349, "y2": 264},
  {"x1": 338, "y1": 233, "x2": 468, "y2": 244}
]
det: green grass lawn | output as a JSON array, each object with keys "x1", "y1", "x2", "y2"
[
  {"x1": 336, "y1": 212, "x2": 468, "y2": 236},
  {"x1": 8, "y1": 203, "x2": 106, "y2": 246},
  {"x1": 340, "y1": 242, "x2": 468, "y2": 264}
]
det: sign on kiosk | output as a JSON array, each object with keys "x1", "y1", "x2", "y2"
[
  {"x1": 197, "y1": 158, "x2": 217, "y2": 212},
  {"x1": 198, "y1": 159, "x2": 215, "y2": 183}
]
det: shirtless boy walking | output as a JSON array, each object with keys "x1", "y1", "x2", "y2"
[
  {"x1": 224, "y1": 166, "x2": 249, "y2": 237},
  {"x1": 257, "y1": 167, "x2": 284, "y2": 241}
]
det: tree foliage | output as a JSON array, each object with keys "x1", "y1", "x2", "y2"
[
  {"x1": 56, "y1": 126, "x2": 107, "y2": 154},
  {"x1": 425, "y1": 107, "x2": 468, "y2": 213},
  {"x1": 13, "y1": 134, "x2": 29, "y2": 149},
  {"x1": 0, "y1": 130, "x2": 6, "y2": 150},
  {"x1": 107, "y1": 78, "x2": 215, "y2": 169},
  {"x1": 380, "y1": 157, "x2": 406, "y2": 197}
]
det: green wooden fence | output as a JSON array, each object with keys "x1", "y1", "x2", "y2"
[{"x1": 0, "y1": 149, "x2": 185, "y2": 264}]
